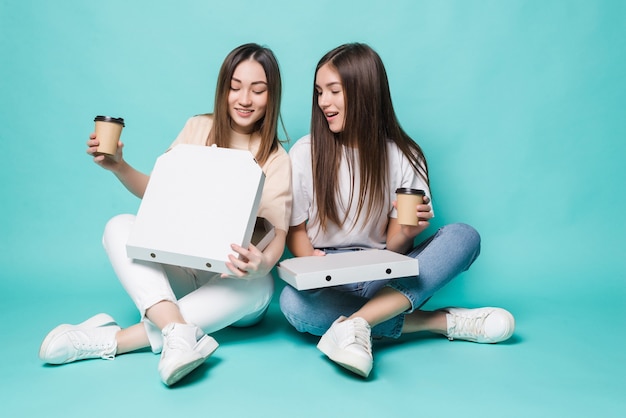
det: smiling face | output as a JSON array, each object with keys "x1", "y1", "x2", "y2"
[
  {"x1": 315, "y1": 63, "x2": 345, "y2": 133},
  {"x1": 228, "y1": 59, "x2": 268, "y2": 134}
]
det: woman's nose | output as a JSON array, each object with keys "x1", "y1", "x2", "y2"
[
  {"x1": 239, "y1": 90, "x2": 252, "y2": 106},
  {"x1": 318, "y1": 92, "x2": 329, "y2": 107}
]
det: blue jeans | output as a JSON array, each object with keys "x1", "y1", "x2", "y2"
[{"x1": 279, "y1": 223, "x2": 481, "y2": 339}]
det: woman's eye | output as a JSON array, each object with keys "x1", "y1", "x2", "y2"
[{"x1": 253, "y1": 90, "x2": 266, "y2": 95}]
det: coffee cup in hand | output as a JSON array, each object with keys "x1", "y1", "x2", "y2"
[
  {"x1": 94, "y1": 116, "x2": 125, "y2": 156},
  {"x1": 395, "y1": 188, "x2": 425, "y2": 226}
]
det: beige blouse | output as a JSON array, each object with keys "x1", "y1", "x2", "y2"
[{"x1": 168, "y1": 114, "x2": 292, "y2": 233}]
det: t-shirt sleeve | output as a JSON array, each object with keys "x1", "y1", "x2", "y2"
[
  {"x1": 391, "y1": 151, "x2": 433, "y2": 218},
  {"x1": 288, "y1": 138, "x2": 313, "y2": 227}
]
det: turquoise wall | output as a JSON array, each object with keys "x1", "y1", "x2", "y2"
[{"x1": 1, "y1": 0, "x2": 624, "y2": 303}]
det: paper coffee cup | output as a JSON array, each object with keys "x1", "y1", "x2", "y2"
[
  {"x1": 395, "y1": 188, "x2": 425, "y2": 226},
  {"x1": 94, "y1": 116, "x2": 125, "y2": 156}
]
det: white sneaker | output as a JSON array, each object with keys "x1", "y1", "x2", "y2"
[
  {"x1": 158, "y1": 323, "x2": 219, "y2": 386},
  {"x1": 444, "y1": 307, "x2": 515, "y2": 343},
  {"x1": 317, "y1": 316, "x2": 373, "y2": 378},
  {"x1": 39, "y1": 313, "x2": 120, "y2": 364}
]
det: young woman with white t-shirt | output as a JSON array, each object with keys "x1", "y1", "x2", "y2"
[{"x1": 280, "y1": 43, "x2": 515, "y2": 378}]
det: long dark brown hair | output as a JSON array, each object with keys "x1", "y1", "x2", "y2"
[
  {"x1": 209, "y1": 43, "x2": 283, "y2": 165},
  {"x1": 311, "y1": 43, "x2": 429, "y2": 231}
]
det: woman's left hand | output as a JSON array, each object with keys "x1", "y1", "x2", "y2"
[
  {"x1": 221, "y1": 243, "x2": 271, "y2": 279},
  {"x1": 387, "y1": 195, "x2": 434, "y2": 254},
  {"x1": 392, "y1": 195, "x2": 433, "y2": 237}
]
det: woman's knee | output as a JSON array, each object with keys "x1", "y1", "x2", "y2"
[
  {"x1": 446, "y1": 222, "x2": 481, "y2": 250},
  {"x1": 231, "y1": 304, "x2": 270, "y2": 328},
  {"x1": 249, "y1": 274, "x2": 274, "y2": 312},
  {"x1": 102, "y1": 214, "x2": 135, "y2": 247},
  {"x1": 444, "y1": 222, "x2": 481, "y2": 265},
  {"x1": 278, "y1": 285, "x2": 312, "y2": 326},
  {"x1": 278, "y1": 284, "x2": 300, "y2": 315}
]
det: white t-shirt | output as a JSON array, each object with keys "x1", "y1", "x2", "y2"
[{"x1": 289, "y1": 134, "x2": 431, "y2": 249}]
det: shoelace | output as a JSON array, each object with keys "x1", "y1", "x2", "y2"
[
  {"x1": 449, "y1": 312, "x2": 488, "y2": 340},
  {"x1": 164, "y1": 336, "x2": 192, "y2": 351},
  {"x1": 350, "y1": 320, "x2": 372, "y2": 355},
  {"x1": 72, "y1": 330, "x2": 115, "y2": 360},
  {"x1": 162, "y1": 326, "x2": 197, "y2": 355}
]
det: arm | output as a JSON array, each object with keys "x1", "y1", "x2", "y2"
[
  {"x1": 386, "y1": 195, "x2": 433, "y2": 254},
  {"x1": 87, "y1": 133, "x2": 150, "y2": 198},
  {"x1": 286, "y1": 222, "x2": 325, "y2": 257}
]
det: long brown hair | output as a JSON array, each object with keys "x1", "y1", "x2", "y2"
[
  {"x1": 209, "y1": 43, "x2": 284, "y2": 165},
  {"x1": 311, "y1": 43, "x2": 429, "y2": 231}
]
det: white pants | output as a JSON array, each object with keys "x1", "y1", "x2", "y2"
[{"x1": 102, "y1": 214, "x2": 274, "y2": 353}]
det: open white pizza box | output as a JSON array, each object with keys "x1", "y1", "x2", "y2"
[
  {"x1": 126, "y1": 144, "x2": 273, "y2": 274},
  {"x1": 277, "y1": 249, "x2": 419, "y2": 290}
]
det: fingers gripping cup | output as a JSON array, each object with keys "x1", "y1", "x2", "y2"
[
  {"x1": 94, "y1": 116, "x2": 125, "y2": 156},
  {"x1": 395, "y1": 188, "x2": 426, "y2": 226}
]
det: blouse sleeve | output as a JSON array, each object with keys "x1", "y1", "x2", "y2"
[
  {"x1": 167, "y1": 115, "x2": 213, "y2": 150},
  {"x1": 256, "y1": 148, "x2": 292, "y2": 233}
]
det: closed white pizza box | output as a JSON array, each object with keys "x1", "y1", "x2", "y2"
[
  {"x1": 126, "y1": 144, "x2": 266, "y2": 274},
  {"x1": 277, "y1": 249, "x2": 419, "y2": 290}
]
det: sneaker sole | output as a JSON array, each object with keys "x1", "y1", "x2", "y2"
[
  {"x1": 195, "y1": 334, "x2": 219, "y2": 359},
  {"x1": 39, "y1": 313, "x2": 117, "y2": 363},
  {"x1": 317, "y1": 334, "x2": 372, "y2": 378},
  {"x1": 161, "y1": 335, "x2": 219, "y2": 386}
]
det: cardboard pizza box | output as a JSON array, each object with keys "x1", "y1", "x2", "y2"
[
  {"x1": 277, "y1": 249, "x2": 419, "y2": 290},
  {"x1": 126, "y1": 144, "x2": 271, "y2": 274}
]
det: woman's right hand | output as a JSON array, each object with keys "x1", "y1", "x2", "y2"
[
  {"x1": 86, "y1": 132, "x2": 124, "y2": 172},
  {"x1": 86, "y1": 133, "x2": 150, "y2": 198}
]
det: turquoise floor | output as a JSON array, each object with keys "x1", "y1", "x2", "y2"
[{"x1": 2, "y1": 267, "x2": 624, "y2": 418}]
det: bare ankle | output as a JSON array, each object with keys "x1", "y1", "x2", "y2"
[{"x1": 402, "y1": 310, "x2": 447, "y2": 334}]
